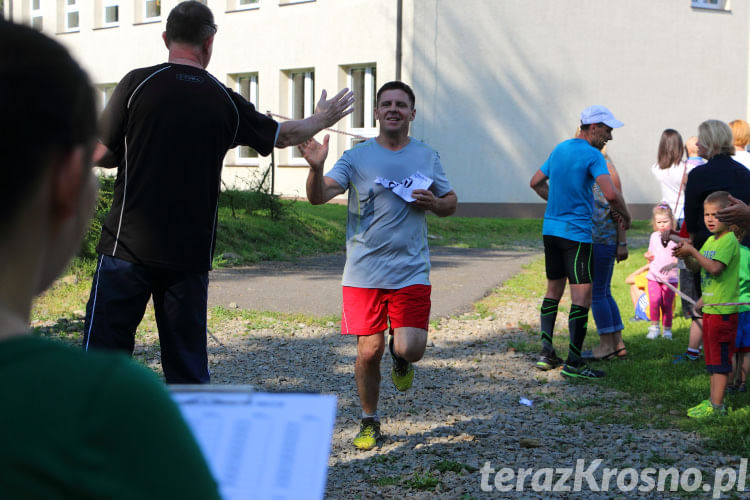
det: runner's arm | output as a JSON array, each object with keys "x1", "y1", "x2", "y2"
[
  {"x1": 529, "y1": 169, "x2": 549, "y2": 201},
  {"x1": 300, "y1": 135, "x2": 346, "y2": 205}
]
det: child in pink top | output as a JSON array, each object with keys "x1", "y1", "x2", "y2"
[{"x1": 644, "y1": 203, "x2": 679, "y2": 339}]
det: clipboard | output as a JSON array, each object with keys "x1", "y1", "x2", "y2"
[{"x1": 170, "y1": 385, "x2": 337, "y2": 500}]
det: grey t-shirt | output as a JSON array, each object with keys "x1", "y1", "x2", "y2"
[{"x1": 326, "y1": 138, "x2": 453, "y2": 288}]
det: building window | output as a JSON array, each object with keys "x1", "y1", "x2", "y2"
[
  {"x1": 279, "y1": 0, "x2": 315, "y2": 5},
  {"x1": 144, "y1": 0, "x2": 160, "y2": 19},
  {"x1": 228, "y1": 0, "x2": 259, "y2": 9},
  {"x1": 96, "y1": 83, "x2": 118, "y2": 111},
  {"x1": 103, "y1": 0, "x2": 119, "y2": 25},
  {"x1": 691, "y1": 0, "x2": 728, "y2": 9},
  {"x1": 288, "y1": 70, "x2": 314, "y2": 159},
  {"x1": 346, "y1": 65, "x2": 377, "y2": 147},
  {"x1": 65, "y1": 0, "x2": 79, "y2": 31},
  {"x1": 231, "y1": 74, "x2": 260, "y2": 163},
  {"x1": 31, "y1": 0, "x2": 43, "y2": 30}
]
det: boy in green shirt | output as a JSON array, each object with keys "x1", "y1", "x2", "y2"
[{"x1": 675, "y1": 191, "x2": 740, "y2": 418}]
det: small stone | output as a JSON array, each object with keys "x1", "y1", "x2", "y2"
[
  {"x1": 228, "y1": 302, "x2": 238, "y2": 309},
  {"x1": 520, "y1": 438, "x2": 541, "y2": 448}
]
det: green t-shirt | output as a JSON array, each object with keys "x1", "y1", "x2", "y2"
[
  {"x1": 700, "y1": 231, "x2": 740, "y2": 315},
  {"x1": 0, "y1": 335, "x2": 221, "y2": 500},
  {"x1": 739, "y1": 244, "x2": 750, "y2": 313}
]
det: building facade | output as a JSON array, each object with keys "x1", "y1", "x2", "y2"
[{"x1": 5, "y1": 0, "x2": 748, "y2": 217}]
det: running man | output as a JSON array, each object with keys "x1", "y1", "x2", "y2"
[
  {"x1": 529, "y1": 105, "x2": 631, "y2": 379},
  {"x1": 82, "y1": 1, "x2": 354, "y2": 383},
  {"x1": 299, "y1": 81, "x2": 457, "y2": 450}
]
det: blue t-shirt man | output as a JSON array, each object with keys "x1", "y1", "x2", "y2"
[
  {"x1": 540, "y1": 138, "x2": 609, "y2": 243},
  {"x1": 529, "y1": 105, "x2": 631, "y2": 380}
]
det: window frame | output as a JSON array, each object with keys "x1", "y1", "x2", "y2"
[
  {"x1": 232, "y1": 73, "x2": 261, "y2": 166},
  {"x1": 101, "y1": 0, "x2": 119, "y2": 27},
  {"x1": 143, "y1": 0, "x2": 161, "y2": 21},
  {"x1": 346, "y1": 65, "x2": 377, "y2": 148},
  {"x1": 31, "y1": 0, "x2": 44, "y2": 30},
  {"x1": 64, "y1": 0, "x2": 80, "y2": 32},
  {"x1": 287, "y1": 70, "x2": 315, "y2": 162},
  {"x1": 229, "y1": 0, "x2": 259, "y2": 10},
  {"x1": 96, "y1": 83, "x2": 118, "y2": 112},
  {"x1": 691, "y1": 0, "x2": 729, "y2": 10}
]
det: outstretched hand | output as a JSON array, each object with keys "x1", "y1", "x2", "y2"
[
  {"x1": 314, "y1": 89, "x2": 355, "y2": 128},
  {"x1": 717, "y1": 194, "x2": 750, "y2": 228},
  {"x1": 298, "y1": 135, "x2": 329, "y2": 171}
]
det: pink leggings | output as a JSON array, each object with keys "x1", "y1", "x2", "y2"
[{"x1": 648, "y1": 279, "x2": 676, "y2": 328}]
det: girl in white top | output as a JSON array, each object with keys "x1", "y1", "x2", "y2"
[
  {"x1": 650, "y1": 129, "x2": 694, "y2": 223},
  {"x1": 729, "y1": 119, "x2": 750, "y2": 169}
]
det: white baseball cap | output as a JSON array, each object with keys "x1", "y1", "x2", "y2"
[{"x1": 580, "y1": 105, "x2": 623, "y2": 128}]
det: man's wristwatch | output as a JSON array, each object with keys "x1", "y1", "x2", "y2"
[{"x1": 618, "y1": 242, "x2": 627, "y2": 246}]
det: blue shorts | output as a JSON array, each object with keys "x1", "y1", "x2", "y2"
[
  {"x1": 737, "y1": 311, "x2": 750, "y2": 351},
  {"x1": 635, "y1": 293, "x2": 650, "y2": 321}
]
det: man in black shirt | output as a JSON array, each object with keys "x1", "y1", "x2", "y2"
[{"x1": 83, "y1": 1, "x2": 354, "y2": 383}]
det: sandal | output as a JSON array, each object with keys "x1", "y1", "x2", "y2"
[{"x1": 581, "y1": 347, "x2": 626, "y2": 362}]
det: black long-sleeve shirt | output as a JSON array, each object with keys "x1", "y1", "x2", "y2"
[{"x1": 684, "y1": 154, "x2": 750, "y2": 249}]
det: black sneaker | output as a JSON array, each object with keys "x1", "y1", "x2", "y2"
[
  {"x1": 536, "y1": 351, "x2": 564, "y2": 371},
  {"x1": 561, "y1": 363, "x2": 605, "y2": 379}
]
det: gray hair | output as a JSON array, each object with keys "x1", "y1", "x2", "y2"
[{"x1": 697, "y1": 120, "x2": 735, "y2": 159}]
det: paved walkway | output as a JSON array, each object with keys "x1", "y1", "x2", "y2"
[{"x1": 208, "y1": 248, "x2": 539, "y2": 318}]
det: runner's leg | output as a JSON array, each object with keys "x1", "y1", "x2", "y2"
[{"x1": 355, "y1": 332, "x2": 385, "y2": 415}]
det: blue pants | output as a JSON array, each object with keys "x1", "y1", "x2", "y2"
[
  {"x1": 83, "y1": 255, "x2": 210, "y2": 384},
  {"x1": 591, "y1": 243, "x2": 623, "y2": 335}
]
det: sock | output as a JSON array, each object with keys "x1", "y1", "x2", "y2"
[
  {"x1": 566, "y1": 304, "x2": 589, "y2": 365},
  {"x1": 362, "y1": 411, "x2": 379, "y2": 422},
  {"x1": 540, "y1": 298, "x2": 559, "y2": 354},
  {"x1": 686, "y1": 347, "x2": 700, "y2": 360},
  {"x1": 711, "y1": 403, "x2": 725, "y2": 411}
]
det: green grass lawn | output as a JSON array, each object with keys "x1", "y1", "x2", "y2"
[
  {"x1": 480, "y1": 249, "x2": 750, "y2": 457},
  {"x1": 47, "y1": 188, "x2": 750, "y2": 457}
]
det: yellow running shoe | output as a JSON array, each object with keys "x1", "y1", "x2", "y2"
[
  {"x1": 687, "y1": 400, "x2": 725, "y2": 419},
  {"x1": 353, "y1": 418, "x2": 382, "y2": 450},
  {"x1": 686, "y1": 399, "x2": 711, "y2": 417}
]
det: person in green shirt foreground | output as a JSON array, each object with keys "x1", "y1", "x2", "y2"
[
  {"x1": 0, "y1": 20, "x2": 220, "y2": 499},
  {"x1": 674, "y1": 191, "x2": 740, "y2": 418}
]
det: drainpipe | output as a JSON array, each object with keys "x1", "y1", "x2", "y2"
[{"x1": 396, "y1": 0, "x2": 402, "y2": 81}]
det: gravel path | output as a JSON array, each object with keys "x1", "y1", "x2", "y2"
[{"x1": 124, "y1": 264, "x2": 744, "y2": 499}]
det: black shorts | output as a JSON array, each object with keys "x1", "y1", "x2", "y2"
[
  {"x1": 679, "y1": 269, "x2": 702, "y2": 319},
  {"x1": 543, "y1": 235, "x2": 592, "y2": 284}
]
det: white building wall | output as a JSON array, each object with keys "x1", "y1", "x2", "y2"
[
  {"x1": 5, "y1": 0, "x2": 396, "y2": 200},
  {"x1": 5, "y1": 0, "x2": 749, "y2": 213},
  {"x1": 404, "y1": 0, "x2": 750, "y2": 211}
]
